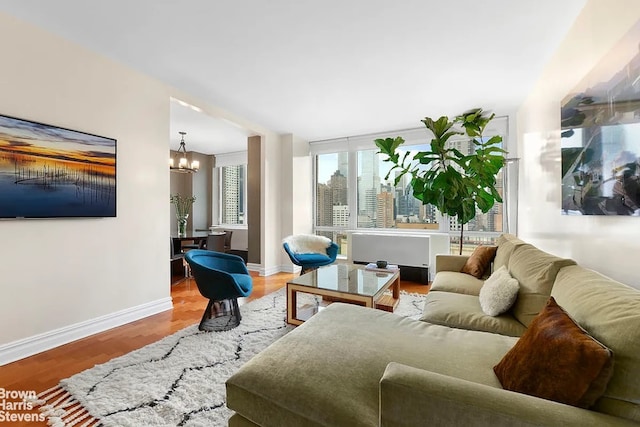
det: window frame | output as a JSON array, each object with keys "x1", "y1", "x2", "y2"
[{"x1": 218, "y1": 163, "x2": 248, "y2": 227}]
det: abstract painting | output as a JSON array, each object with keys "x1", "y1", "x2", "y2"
[{"x1": 561, "y1": 20, "x2": 640, "y2": 216}]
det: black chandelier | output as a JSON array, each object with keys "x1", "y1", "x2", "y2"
[{"x1": 169, "y1": 131, "x2": 199, "y2": 173}]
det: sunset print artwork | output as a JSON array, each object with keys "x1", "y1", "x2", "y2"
[{"x1": 0, "y1": 115, "x2": 116, "y2": 218}]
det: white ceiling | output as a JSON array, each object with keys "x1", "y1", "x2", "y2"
[
  {"x1": 170, "y1": 98, "x2": 252, "y2": 154},
  {"x1": 0, "y1": 0, "x2": 587, "y2": 153}
]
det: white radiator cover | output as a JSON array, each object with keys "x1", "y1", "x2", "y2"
[{"x1": 350, "y1": 232, "x2": 449, "y2": 280}]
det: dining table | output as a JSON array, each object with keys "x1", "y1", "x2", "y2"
[{"x1": 172, "y1": 231, "x2": 225, "y2": 253}]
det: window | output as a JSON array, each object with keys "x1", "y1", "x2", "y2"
[
  {"x1": 220, "y1": 164, "x2": 246, "y2": 225},
  {"x1": 315, "y1": 153, "x2": 349, "y2": 255},
  {"x1": 310, "y1": 118, "x2": 513, "y2": 255},
  {"x1": 357, "y1": 147, "x2": 439, "y2": 230},
  {"x1": 315, "y1": 152, "x2": 349, "y2": 228}
]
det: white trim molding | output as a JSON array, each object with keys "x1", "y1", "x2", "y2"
[
  {"x1": 246, "y1": 263, "x2": 286, "y2": 277},
  {"x1": 0, "y1": 297, "x2": 173, "y2": 366},
  {"x1": 279, "y1": 264, "x2": 301, "y2": 274}
]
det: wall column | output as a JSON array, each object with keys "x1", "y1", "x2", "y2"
[{"x1": 247, "y1": 135, "x2": 262, "y2": 264}]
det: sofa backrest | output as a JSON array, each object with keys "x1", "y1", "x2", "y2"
[
  {"x1": 507, "y1": 244, "x2": 576, "y2": 327},
  {"x1": 494, "y1": 234, "x2": 527, "y2": 271},
  {"x1": 551, "y1": 265, "x2": 640, "y2": 422}
]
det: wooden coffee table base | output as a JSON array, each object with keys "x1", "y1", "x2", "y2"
[{"x1": 375, "y1": 294, "x2": 400, "y2": 312}]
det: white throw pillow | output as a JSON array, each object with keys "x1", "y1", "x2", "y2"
[
  {"x1": 479, "y1": 266, "x2": 520, "y2": 316},
  {"x1": 283, "y1": 234, "x2": 331, "y2": 254}
]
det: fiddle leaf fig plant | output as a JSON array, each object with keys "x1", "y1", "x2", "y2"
[{"x1": 375, "y1": 108, "x2": 506, "y2": 254}]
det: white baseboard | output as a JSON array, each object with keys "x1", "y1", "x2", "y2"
[
  {"x1": 262, "y1": 265, "x2": 282, "y2": 276},
  {"x1": 246, "y1": 262, "x2": 262, "y2": 273},
  {"x1": 279, "y1": 264, "x2": 301, "y2": 274},
  {"x1": 247, "y1": 263, "x2": 296, "y2": 276},
  {"x1": 0, "y1": 297, "x2": 173, "y2": 366}
]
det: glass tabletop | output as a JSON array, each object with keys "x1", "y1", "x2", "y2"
[{"x1": 287, "y1": 264, "x2": 397, "y2": 297}]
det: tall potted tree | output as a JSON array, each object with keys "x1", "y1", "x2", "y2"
[{"x1": 375, "y1": 108, "x2": 506, "y2": 254}]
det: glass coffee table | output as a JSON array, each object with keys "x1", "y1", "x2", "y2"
[{"x1": 286, "y1": 263, "x2": 400, "y2": 325}]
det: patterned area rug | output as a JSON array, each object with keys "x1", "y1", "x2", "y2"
[{"x1": 34, "y1": 288, "x2": 425, "y2": 426}]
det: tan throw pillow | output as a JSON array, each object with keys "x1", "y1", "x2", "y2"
[
  {"x1": 493, "y1": 297, "x2": 614, "y2": 408},
  {"x1": 478, "y1": 266, "x2": 519, "y2": 316},
  {"x1": 461, "y1": 245, "x2": 498, "y2": 278}
]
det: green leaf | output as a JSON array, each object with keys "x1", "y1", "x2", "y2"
[
  {"x1": 439, "y1": 130, "x2": 464, "y2": 145},
  {"x1": 411, "y1": 177, "x2": 423, "y2": 189},
  {"x1": 485, "y1": 135, "x2": 503, "y2": 146},
  {"x1": 490, "y1": 187, "x2": 503, "y2": 202},
  {"x1": 483, "y1": 146, "x2": 507, "y2": 155},
  {"x1": 374, "y1": 137, "x2": 405, "y2": 156},
  {"x1": 413, "y1": 151, "x2": 438, "y2": 161},
  {"x1": 393, "y1": 170, "x2": 407, "y2": 186}
]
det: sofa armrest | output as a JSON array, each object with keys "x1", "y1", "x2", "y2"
[
  {"x1": 435, "y1": 254, "x2": 469, "y2": 273},
  {"x1": 379, "y1": 363, "x2": 636, "y2": 427}
]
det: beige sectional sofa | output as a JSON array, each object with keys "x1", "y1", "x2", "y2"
[
  {"x1": 422, "y1": 233, "x2": 576, "y2": 337},
  {"x1": 226, "y1": 234, "x2": 640, "y2": 426}
]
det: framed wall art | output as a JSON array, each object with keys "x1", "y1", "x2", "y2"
[
  {"x1": 0, "y1": 114, "x2": 116, "y2": 218},
  {"x1": 561, "y1": 20, "x2": 640, "y2": 216}
]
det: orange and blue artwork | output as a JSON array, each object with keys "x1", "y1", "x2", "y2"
[{"x1": 0, "y1": 114, "x2": 116, "y2": 218}]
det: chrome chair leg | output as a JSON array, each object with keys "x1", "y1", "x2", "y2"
[{"x1": 199, "y1": 298, "x2": 242, "y2": 332}]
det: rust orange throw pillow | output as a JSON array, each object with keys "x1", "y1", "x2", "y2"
[
  {"x1": 493, "y1": 297, "x2": 613, "y2": 408},
  {"x1": 461, "y1": 245, "x2": 497, "y2": 278}
]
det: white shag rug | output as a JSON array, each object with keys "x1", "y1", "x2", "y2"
[{"x1": 36, "y1": 288, "x2": 425, "y2": 427}]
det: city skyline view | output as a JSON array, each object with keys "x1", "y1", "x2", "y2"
[
  {"x1": 316, "y1": 139, "x2": 504, "y2": 233},
  {"x1": 221, "y1": 164, "x2": 245, "y2": 224}
]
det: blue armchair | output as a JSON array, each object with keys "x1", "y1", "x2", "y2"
[
  {"x1": 283, "y1": 234, "x2": 339, "y2": 274},
  {"x1": 184, "y1": 249, "x2": 253, "y2": 331}
]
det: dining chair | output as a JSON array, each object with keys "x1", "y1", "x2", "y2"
[
  {"x1": 205, "y1": 234, "x2": 225, "y2": 252},
  {"x1": 223, "y1": 230, "x2": 233, "y2": 253}
]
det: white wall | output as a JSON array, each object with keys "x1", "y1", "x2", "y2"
[
  {"x1": 517, "y1": 0, "x2": 640, "y2": 288},
  {"x1": 0, "y1": 11, "x2": 295, "y2": 363},
  {"x1": 0, "y1": 13, "x2": 172, "y2": 351},
  {"x1": 280, "y1": 134, "x2": 312, "y2": 271},
  {"x1": 261, "y1": 133, "x2": 285, "y2": 275}
]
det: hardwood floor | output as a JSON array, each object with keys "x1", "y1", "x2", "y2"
[{"x1": 0, "y1": 271, "x2": 428, "y2": 426}]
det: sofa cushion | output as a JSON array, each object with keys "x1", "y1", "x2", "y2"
[
  {"x1": 420, "y1": 291, "x2": 526, "y2": 337},
  {"x1": 461, "y1": 245, "x2": 498, "y2": 278},
  {"x1": 435, "y1": 254, "x2": 469, "y2": 274},
  {"x1": 507, "y1": 244, "x2": 576, "y2": 326},
  {"x1": 551, "y1": 265, "x2": 640, "y2": 422},
  {"x1": 429, "y1": 271, "x2": 484, "y2": 296},
  {"x1": 493, "y1": 234, "x2": 528, "y2": 271},
  {"x1": 479, "y1": 266, "x2": 520, "y2": 316},
  {"x1": 494, "y1": 297, "x2": 613, "y2": 409},
  {"x1": 227, "y1": 303, "x2": 517, "y2": 427}
]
